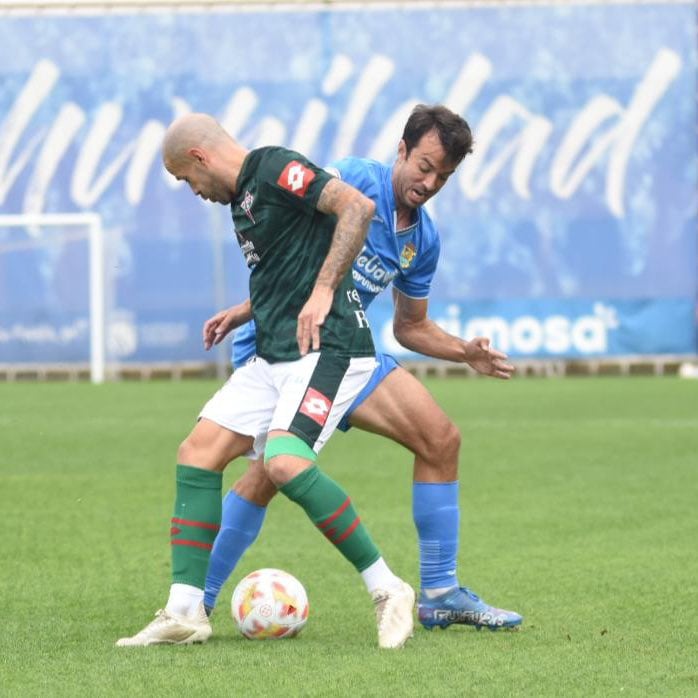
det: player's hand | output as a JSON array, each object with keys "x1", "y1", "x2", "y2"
[
  {"x1": 297, "y1": 285, "x2": 334, "y2": 355},
  {"x1": 202, "y1": 308, "x2": 237, "y2": 350},
  {"x1": 464, "y1": 337, "x2": 515, "y2": 379}
]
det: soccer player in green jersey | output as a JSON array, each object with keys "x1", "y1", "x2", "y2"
[
  {"x1": 203, "y1": 106, "x2": 522, "y2": 633},
  {"x1": 116, "y1": 113, "x2": 414, "y2": 649}
]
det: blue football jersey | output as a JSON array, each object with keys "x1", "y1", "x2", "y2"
[
  {"x1": 331, "y1": 157, "x2": 440, "y2": 310},
  {"x1": 231, "y1": 157, "x2": 441, "y2": 367}
]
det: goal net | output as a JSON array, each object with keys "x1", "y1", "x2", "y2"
[{"x1": 0, "y1": 213, "x2": 107, "y2": 383}]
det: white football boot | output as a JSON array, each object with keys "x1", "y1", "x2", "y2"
[
  {"x1": 371, "y1": 579, "x2": 415, "y2": 649},
  {"x1": 116, "y1": 602, "x2": 212, "y2": 647}
]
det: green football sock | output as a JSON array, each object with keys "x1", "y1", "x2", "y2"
[
  {"x1": 170, "y1": 464, "x2": 222, "y2": 589},
  {"x1": 280, "y1": 465, "x2": 380, "y2": 572}
]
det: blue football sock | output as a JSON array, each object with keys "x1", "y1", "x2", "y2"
[
  {"x1": 412, "y1": 481, "x2": 460, "y2": 590},
  {"x1": 204, "y1": 490, "x2": 266, "y2": 611}
]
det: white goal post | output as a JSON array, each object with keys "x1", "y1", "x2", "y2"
[{"x1": 0, "y1": 213, "x2": 106, "y2": 383}]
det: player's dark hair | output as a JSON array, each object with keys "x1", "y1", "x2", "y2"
[{"x1": 401, "y1": 104, "x2": 473, "y2": 164}]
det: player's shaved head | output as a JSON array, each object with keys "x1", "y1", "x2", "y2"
[
  {"x1": 162, "y1": 112, "x2": 248, "y2": 204},
  {"x1": 162, "y1": 113, "x2": 228, "y2": 167}
]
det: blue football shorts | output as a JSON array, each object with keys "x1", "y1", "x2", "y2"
[
  {"x1": 231, "y1": 320, "x2": 257, "y2": 368},
  {"x1": 337, "y1": 352, "x2": 399, "y2": 432}
]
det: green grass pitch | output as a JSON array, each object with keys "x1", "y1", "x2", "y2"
[{"x1": 1, "y1": 376, "x2": 697, "y2": 696}]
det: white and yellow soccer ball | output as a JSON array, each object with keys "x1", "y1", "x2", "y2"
[{"x1": 231, "y1": 568, "x2": 309, "y2": 640}]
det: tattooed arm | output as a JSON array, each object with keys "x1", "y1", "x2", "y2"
[
  {"x1": 314, "y1": 177, "x2": 375, "y2": 289},
  {"x1": 296, "y1": 178, "x2": 375, "y2": 355}
]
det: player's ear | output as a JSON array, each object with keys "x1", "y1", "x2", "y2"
[
  {"x1": 397, "y1": 139, "x2": 407, "y2": 162},
  {"x1": 189, "y1": 147, "x2": 207, "y2": 165}
]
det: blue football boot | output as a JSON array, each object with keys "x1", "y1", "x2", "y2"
[{"x1": 418, "y1": 586, "x2": 523, "y2": 631}]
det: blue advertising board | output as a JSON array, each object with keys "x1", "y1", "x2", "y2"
[{"x1": 0, "y1": 2, "x2": 696, "y2": 362}]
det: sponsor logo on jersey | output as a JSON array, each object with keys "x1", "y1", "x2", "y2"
[
  {"x1": 278, "y1": 161, "x2": 316, "y2": 197},
  {"x1": 240, "y1": 189, "x2": 256, "y2": 223},
  {"x1": 235, "y1": 230, "x2": 260, "y2": 267},
  {"x1": 400, "y1": 242, "x2": 417, "y2": 269},
  {"x1": 355, "y1": 246, "x2": 398, "y2": 285},
  {"x1": 299, "y1": 387, "x2": 332, "y2": 426}
]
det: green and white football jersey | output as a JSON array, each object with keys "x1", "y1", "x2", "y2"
[{"x1": 231, "y1": 146, "x2": 374, "y2": 363}]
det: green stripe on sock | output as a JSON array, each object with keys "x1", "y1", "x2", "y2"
[
  {"x1": 280, "y1": 465, "x2": 380, "y2": 572},
  {"x1": 171, "y1": 464, "x2": 222, "y2": 588}
]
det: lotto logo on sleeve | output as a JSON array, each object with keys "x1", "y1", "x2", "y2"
[
  {"x1": 299, "y1": 387, "x2": 332, "y2": 426},
  {"x1": 278, "y1": 161, "x2": 316, "y2": 197}
]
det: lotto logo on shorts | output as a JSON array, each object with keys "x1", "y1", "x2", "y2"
[
  {"x1": 299, "y1": 387, "x2": 332, "y2": 426},
  {"x1": 278, "y1": 161, "x2": 315, "y2": 197}
]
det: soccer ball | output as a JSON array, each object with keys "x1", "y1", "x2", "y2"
[{"x1": 231, "y1": 568, "x2": 309, "y2": 640}]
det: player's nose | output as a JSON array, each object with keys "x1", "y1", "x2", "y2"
[{"x1": 423, "y1": 172, "x2": 439, "y2": 192}]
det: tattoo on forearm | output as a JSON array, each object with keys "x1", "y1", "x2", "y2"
[{"x1": 316, "y1": 180, "x2": 372, "y2": 289}]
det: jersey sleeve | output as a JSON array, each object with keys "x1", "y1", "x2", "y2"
[
  {"x1": 264, "y1": 147, "x2": 334, "y2": 209},
  {"x1": 392, "y1": 233, "x2": 440, "y2": 300},
  {"x1": 328, "y1": 157, "x2": 381, "y2": 202}
]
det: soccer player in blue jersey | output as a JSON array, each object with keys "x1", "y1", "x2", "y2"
[{"x1": 203, "y1": 105, "x2": 523, "y2": 632}]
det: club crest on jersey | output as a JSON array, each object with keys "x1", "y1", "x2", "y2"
[
  {"x1": 278, "y1": 161, "x2": 316, "y2": 197},
  {"x1": 299, "y1": 387, "x2": 332, "y2": 426},
  {"x1": 240, "y1": 190, "x2": 256, "y2": 223},
  {"x1": 400, "y1": 242, "x2": 417, "y2": 269}
]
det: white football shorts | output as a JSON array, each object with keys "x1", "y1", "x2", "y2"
[{"x1": 199, "y1": 352, "x2": 377, "y2": 459}]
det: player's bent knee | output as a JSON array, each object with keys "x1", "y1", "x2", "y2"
[
  {"x1": 423, "y1": 419, "x2": 461, "y2": 463},
  {"x1": 264, "y1": 457, "x2": 316, "y2": 487},
  {"x1": 176, "y1": 437, "x2": 197, "y2": 465},
  {"x1": 263, "y1": 458, "x2": 288, "y2": 487},
  {"x1": 444, "y1": 421, "x2": 461, "y2": 457},
  {"x1": 176, "y1": 433, "x2": 234, "y2": 472},
  {"x1": 263, "y1": 435, "x2": 316, "y2": 486}
]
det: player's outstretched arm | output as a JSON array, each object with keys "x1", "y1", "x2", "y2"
[
  {"x1": 392, "y1": 289, "x2": 514, "y2": 379},
  {"x1": 202, "y1": 299, "x2": 253, "y2": 350},
  {"x1": 296, "y1": 178, "x2": 375, "y2": 355}
]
